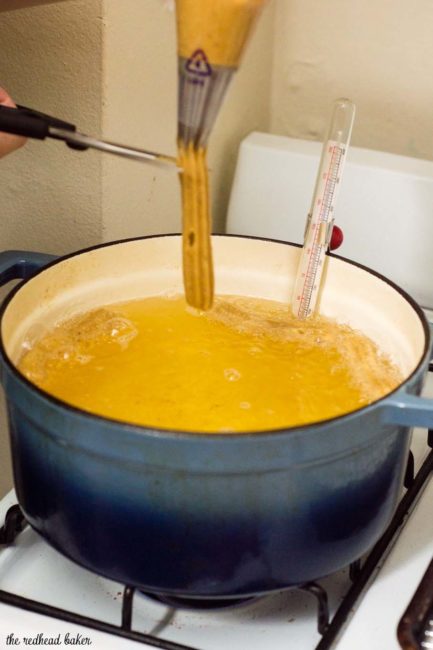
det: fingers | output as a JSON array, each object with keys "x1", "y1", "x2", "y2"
[
  {"x1": 0, "y1": 84, "x2": 27, "y2": 158},
  {"x1": 0, "y1": 85, "x2": 17, "y2": 107}
]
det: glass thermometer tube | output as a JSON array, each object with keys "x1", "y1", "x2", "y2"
[{"x1": 292, "y1": 98, "x2": 356, "y2": 319}]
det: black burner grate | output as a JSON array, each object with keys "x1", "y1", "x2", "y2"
[{"x1": 398, "y1": 559, "x2": 433, "y2": 650}]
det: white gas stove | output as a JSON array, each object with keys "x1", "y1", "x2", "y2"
[{"x1": 0, "y1": 133, "x2": 432, "y2": 650}]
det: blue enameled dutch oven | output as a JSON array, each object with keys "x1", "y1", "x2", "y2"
[{"x1": 0, "y1": 234, "x2": 432, "y2": 599}]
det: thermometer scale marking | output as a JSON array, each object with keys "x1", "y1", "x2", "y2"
[
  {"x1": 292, "y1": 99, "x2": 355, "y2": 320},
  {"x1": 295, "y1": 142, "x2": 346, "y2": 318}
]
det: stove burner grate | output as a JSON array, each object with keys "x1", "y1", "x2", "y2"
[
  {"x1": 140, "y1": 592, "x2": 260, "y2": 611},
  {"x1": 398, "y1": 559, "x2": 433, "y2": 650}
]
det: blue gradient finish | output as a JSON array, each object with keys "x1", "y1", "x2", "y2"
[{"x1": 0, "y1": 247, "x2": 432, "y2": 598}]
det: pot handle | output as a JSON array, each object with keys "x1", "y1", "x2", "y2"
[
  {"x1": 0, "y1": 250, "x2": 56, "y2": 286},
  {"x1": 381, "y1": 390, "x2": 433, "y2": 427},
  {"x1": 382, "y1": 320, "x2": 433, "y2": 427}
]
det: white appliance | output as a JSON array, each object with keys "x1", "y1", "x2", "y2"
[
  {"x1": 227, "y1": 132, "x2": 433, "y2": 308},
  {"x1": 0, "y1": 133, "x2": 432, "y2": 650}
]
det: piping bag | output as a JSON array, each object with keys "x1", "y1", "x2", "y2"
[{"x1": 175, "y1": 0, "x2": 269, "y2": 310}]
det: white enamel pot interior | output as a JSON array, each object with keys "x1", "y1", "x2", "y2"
[{"x1": 1, "y1": 235, "x2": 429, "y2": 408}]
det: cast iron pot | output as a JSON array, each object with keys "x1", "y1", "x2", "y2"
[{"x1": 0, "y1": 234, "x2": 432, "y2": 599}]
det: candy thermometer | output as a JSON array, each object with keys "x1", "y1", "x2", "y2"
[{"x1": 292, "y1": 98, "x2": 356, "y2": 319}]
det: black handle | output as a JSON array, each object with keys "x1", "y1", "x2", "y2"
[
  {"x1": 0, "y1": 104, "x2": 76, "y2": 141},
  {"x1": 16, "y1": 105, "x2": 76, "y2": 132},
  {"x1": 0, "y1": 105, "x2": 49, "y2": 140}
]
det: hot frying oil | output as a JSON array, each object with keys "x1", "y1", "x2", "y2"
[{"x1": 18, "y1": 295, "x2": 402, "y2": 433}]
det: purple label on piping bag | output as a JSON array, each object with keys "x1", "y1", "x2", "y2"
[{"x1": 185, "y1": 49, "x2": 213, "y2": 77}]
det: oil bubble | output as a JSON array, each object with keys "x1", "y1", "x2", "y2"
[
  {"x1": 224, "y1": 368, "x2": 241, "y2": 382},
  {"x1": 106, "y1": 317, "x2": 138, "y2": 350}
]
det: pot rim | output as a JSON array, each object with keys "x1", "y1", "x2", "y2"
[{"x1": 0, "y1": 232, "x2": 430, "y2": 440}]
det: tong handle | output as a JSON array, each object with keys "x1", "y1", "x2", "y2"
[
  {"x1": 0, "y1": 104, "x2": 76, "y2": 140},
  {"x1": 0, "y1": 103, "x2": 177, "y2": 166}
]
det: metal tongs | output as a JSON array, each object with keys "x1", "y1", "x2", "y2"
[{"x1": 0, "y1": 104, "x2": 179, "y2": 170}]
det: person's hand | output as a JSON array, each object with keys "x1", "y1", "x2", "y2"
[{"x1": 0, "y1": 86, "x2": 27, "y2": 159}]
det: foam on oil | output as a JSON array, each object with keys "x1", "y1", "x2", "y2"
[{"x1": 18, "y1": 295, "x2": 403, "y2": 433}]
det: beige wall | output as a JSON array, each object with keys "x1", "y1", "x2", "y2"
[
  {"x1": 0, "y1": 0, "x2": 103, "y2": 254},
  {"x1": 0, "y1": 0, "x2": 69, "y2": 10},
  {"x1": 207, "y1": 0, "x2": 274, "y2": 232},
  {"x1": 0, "y1": 0, "x2": 104, "y2": 496},
  {"x1": 101, "y1": 0, "x2": 179, "y2": 242},
  {"x1": 270, "y1": 0, "x2": 433, "y2": 160}
]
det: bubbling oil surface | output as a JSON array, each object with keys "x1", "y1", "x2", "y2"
[{"x1": 18, "y1": 295, "x2": 403, "y2": 433}]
